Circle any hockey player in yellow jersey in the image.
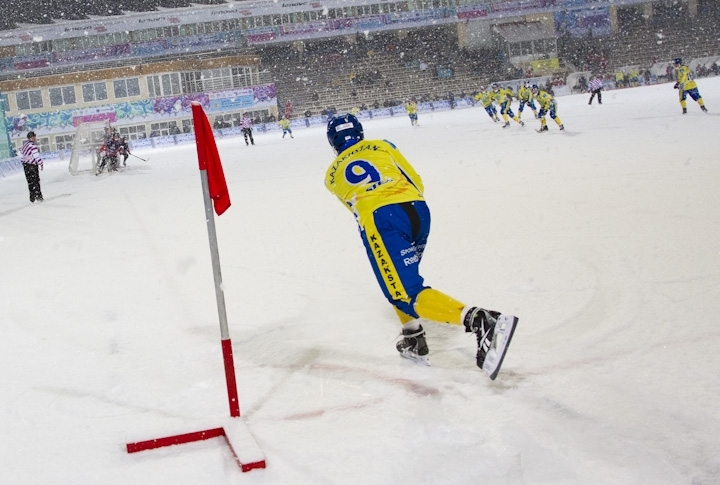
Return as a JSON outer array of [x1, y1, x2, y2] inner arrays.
[[278, 116, 294, 138], [324, 113, 518, 379], [517, 81, 539, 120], [531, 85, 564, 132], [492, 83, 524, 128], [673, 57, 708, 114], [474, 86, 500, 122], [404, 98, 419, 126]]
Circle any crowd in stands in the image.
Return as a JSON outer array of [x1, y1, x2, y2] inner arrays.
[[256, 6, 720, 121]]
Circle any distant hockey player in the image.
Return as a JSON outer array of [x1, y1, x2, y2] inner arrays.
[[404, 98, 419, 126], [21, 131, 44, 203], [588, 75, 603, 105], [118, 136, 131, 166], [492, 83, 524, 128], [673, 57, 708, 114], [96, 132, 123, 174], [239, 113, 255, 145], [278, 116, 294, 138], [532, 85, 564, 132], [324, 113, 518, 379], [517, 81, 539, 119], [474, 86, 500, 122]]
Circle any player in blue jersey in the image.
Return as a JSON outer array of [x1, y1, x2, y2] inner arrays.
[[673, 57, 708, 114], [324, 113, 518, 379]]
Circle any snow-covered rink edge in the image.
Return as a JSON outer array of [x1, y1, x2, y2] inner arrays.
[[1, 78, 719, 484]]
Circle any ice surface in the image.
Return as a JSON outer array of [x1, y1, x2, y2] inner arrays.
[[1, 79, 719, 484]]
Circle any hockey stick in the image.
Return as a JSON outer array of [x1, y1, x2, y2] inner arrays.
[[130, 153, 149, 162]]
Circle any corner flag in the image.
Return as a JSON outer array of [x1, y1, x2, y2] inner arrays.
[[192, 102, 231, 216]]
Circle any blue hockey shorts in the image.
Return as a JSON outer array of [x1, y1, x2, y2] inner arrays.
[[500, 100, 514, 117], [519, 100, 536, 112], [360, 200, 431, 318], [539, 101, 558, 119], [681, 88, 701, 102]]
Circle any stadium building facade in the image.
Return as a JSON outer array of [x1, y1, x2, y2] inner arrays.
[[0, 0, 704, 154]]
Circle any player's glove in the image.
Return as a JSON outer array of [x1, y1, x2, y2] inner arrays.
[[673, 83, 679, 89]]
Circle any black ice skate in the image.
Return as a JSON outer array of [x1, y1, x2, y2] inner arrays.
[[701, 106, 708, 113], [396, 325, 430, 366], [463, 307, 518, 380]]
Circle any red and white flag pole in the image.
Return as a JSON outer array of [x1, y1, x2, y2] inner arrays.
[[125, 102, 265, 472]]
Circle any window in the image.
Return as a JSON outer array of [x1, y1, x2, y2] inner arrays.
[[113, 78, 141, 98], [149, 121, 179, 137], [181, 119, 194, 134], [232, 66, 255, 88], [179, 24, 198, 36], [16, 90, 43, 110], [49, 86, 77, 107], [36, 137, 50, 153], [82, 82, 108, 102], [55, 134, 75, 151], [1, 93, 8, 112], [147, 73, 182, 97], [117, 124, 147, 140]]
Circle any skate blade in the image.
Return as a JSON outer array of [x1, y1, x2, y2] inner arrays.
[[482, 314, 518, 380], [399, 350, 431, 366]]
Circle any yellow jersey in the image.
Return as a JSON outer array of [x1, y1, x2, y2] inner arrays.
[[325, 139, 424, 227], [474, 91, 494, 108], [534, 90, 555, 110], [517, 85, 534, 102], [675, 65, 698, 91]]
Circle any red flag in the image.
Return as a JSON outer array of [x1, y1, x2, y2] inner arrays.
[[192, 102, 231, 216]]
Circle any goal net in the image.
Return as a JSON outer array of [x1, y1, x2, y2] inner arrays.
[[68, 121, 110, 175]]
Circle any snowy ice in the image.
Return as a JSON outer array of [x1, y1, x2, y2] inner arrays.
[[1, 79, 719, 484]]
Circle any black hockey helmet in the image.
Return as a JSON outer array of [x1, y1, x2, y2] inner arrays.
[[27, 131, 36, 139], [327, 113, 364, 155]]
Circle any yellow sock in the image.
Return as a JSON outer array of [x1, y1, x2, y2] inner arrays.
[[394, 307, 415, 324], [680, 100, 687, 109], [414, 288, 465, 325], [555, 117, 563, 126]]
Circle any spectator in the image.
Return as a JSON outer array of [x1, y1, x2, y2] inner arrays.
[[577, 75, 588, 93], [285, 100, 293, 119]]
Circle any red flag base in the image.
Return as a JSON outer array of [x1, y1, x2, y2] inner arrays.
[[126, 418, 266, 473]]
